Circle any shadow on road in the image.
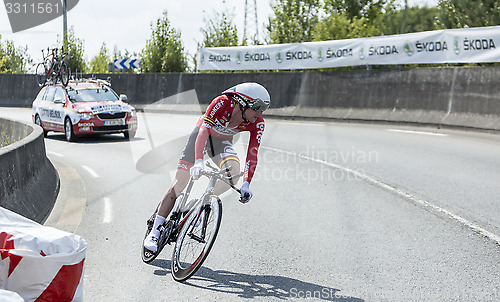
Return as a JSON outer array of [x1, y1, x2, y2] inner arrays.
[[46, 133, 145, 144], [151, 259, 364, 301]]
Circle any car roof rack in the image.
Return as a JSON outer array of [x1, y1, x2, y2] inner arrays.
[[69, 77, 112, 87]]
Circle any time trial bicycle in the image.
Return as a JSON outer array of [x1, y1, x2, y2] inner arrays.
[[142, 162, 249, 282]]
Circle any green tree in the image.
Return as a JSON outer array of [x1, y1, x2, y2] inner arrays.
[[141, 11, 187, 73], [314, 12, 383, 40], [382, 5, 439, 34], [314, 0, 395, 41], [269, 0, 321, 43], [58, 27, 87, 74], [437, 0, 500, 28], [199, 11, 239, 48], [325, 0, 387, 24], [0, 35, 32, 73], [89, 42, 110, 73], [113, 45, 122, 60]]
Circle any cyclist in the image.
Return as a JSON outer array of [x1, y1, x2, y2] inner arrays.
[[144, 82, 270, 252]]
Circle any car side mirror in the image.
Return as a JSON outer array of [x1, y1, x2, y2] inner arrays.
[[54, 97, 64, 104], [120, 94, 128, 102]]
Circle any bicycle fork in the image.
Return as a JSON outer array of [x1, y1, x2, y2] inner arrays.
[[166, 174, 218, 245], [185, 176, 217, 243], [188, 205, 212, 243]]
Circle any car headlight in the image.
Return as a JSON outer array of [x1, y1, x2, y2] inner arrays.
[[79, 112, 94, 120], [129, 110, 137, 117]]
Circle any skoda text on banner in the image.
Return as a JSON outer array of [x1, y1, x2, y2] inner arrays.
[[197, 26, 500, 71]]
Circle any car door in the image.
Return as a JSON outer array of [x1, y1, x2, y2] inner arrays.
[[39, 87, 56, 130], [51, 87, 66, 130], [42, 86, 64, 132], [33, 87, 48, 123]]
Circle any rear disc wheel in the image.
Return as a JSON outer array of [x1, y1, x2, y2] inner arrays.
[[142, 194, 184, 263]]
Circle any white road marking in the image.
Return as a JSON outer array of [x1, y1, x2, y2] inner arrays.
[[387, 129, 448, 137], [103, 198, 112, 223], [81, 165, 99, 178], [47, 151, 64, 157], [261, 145, 500, 245]]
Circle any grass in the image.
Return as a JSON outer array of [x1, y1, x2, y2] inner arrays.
[[0, 131, 15, 148]]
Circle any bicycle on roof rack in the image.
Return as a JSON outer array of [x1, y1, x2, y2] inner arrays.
[[142, 161, 250, 282], [35, 47, 71, 87]]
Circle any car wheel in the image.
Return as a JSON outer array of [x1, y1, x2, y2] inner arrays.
[[124, 130, 136, 139], [35, 115, 48, 137], [65, 118, 77, 142]]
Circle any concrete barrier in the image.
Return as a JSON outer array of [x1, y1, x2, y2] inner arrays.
[[0, 118, 59, 223], [1, 66, 500, 131], [0, 74, 38, 107]]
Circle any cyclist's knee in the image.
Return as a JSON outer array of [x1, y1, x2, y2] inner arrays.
[[221, 159, 239, 171], [222, 159, 240, 184]]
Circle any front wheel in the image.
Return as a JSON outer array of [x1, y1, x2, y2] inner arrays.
[[171, 196, 222, 282], [124, 130, 136, 139], [65, 118, 77, 142]]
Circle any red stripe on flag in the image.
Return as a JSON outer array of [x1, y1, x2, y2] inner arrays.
[[0, 232, 23, 277], [35, 259, 85, 302]]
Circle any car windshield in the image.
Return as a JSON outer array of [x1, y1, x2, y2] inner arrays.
[[67, 87, 119, 103]]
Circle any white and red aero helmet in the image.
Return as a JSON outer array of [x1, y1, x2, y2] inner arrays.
[[223, 82, 270, 112]]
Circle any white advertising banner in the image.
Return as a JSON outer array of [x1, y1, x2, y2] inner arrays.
[[197, 26, 500, 71]]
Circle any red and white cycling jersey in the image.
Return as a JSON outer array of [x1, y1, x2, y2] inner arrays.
[[195, 95, 265, 183]]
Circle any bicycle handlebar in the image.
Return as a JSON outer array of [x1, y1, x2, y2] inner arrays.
[[199, 169, 243, 189], [197, 163, 249, 202]]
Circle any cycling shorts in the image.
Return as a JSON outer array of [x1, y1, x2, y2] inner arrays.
[[178, 126, 239, 171]]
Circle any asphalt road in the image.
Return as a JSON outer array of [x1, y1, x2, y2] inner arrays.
[[1, 107, 500, 301]]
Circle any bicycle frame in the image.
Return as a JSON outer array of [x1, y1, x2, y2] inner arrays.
[[142, 162, 245, 274], [166, 165, 243, 244]]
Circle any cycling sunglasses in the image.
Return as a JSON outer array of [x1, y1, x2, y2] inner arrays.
[[231, 93, 270, 112], [248, 98, 270, 112]]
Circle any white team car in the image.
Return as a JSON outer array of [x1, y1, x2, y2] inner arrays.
[[32, 79, 138, 142]]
